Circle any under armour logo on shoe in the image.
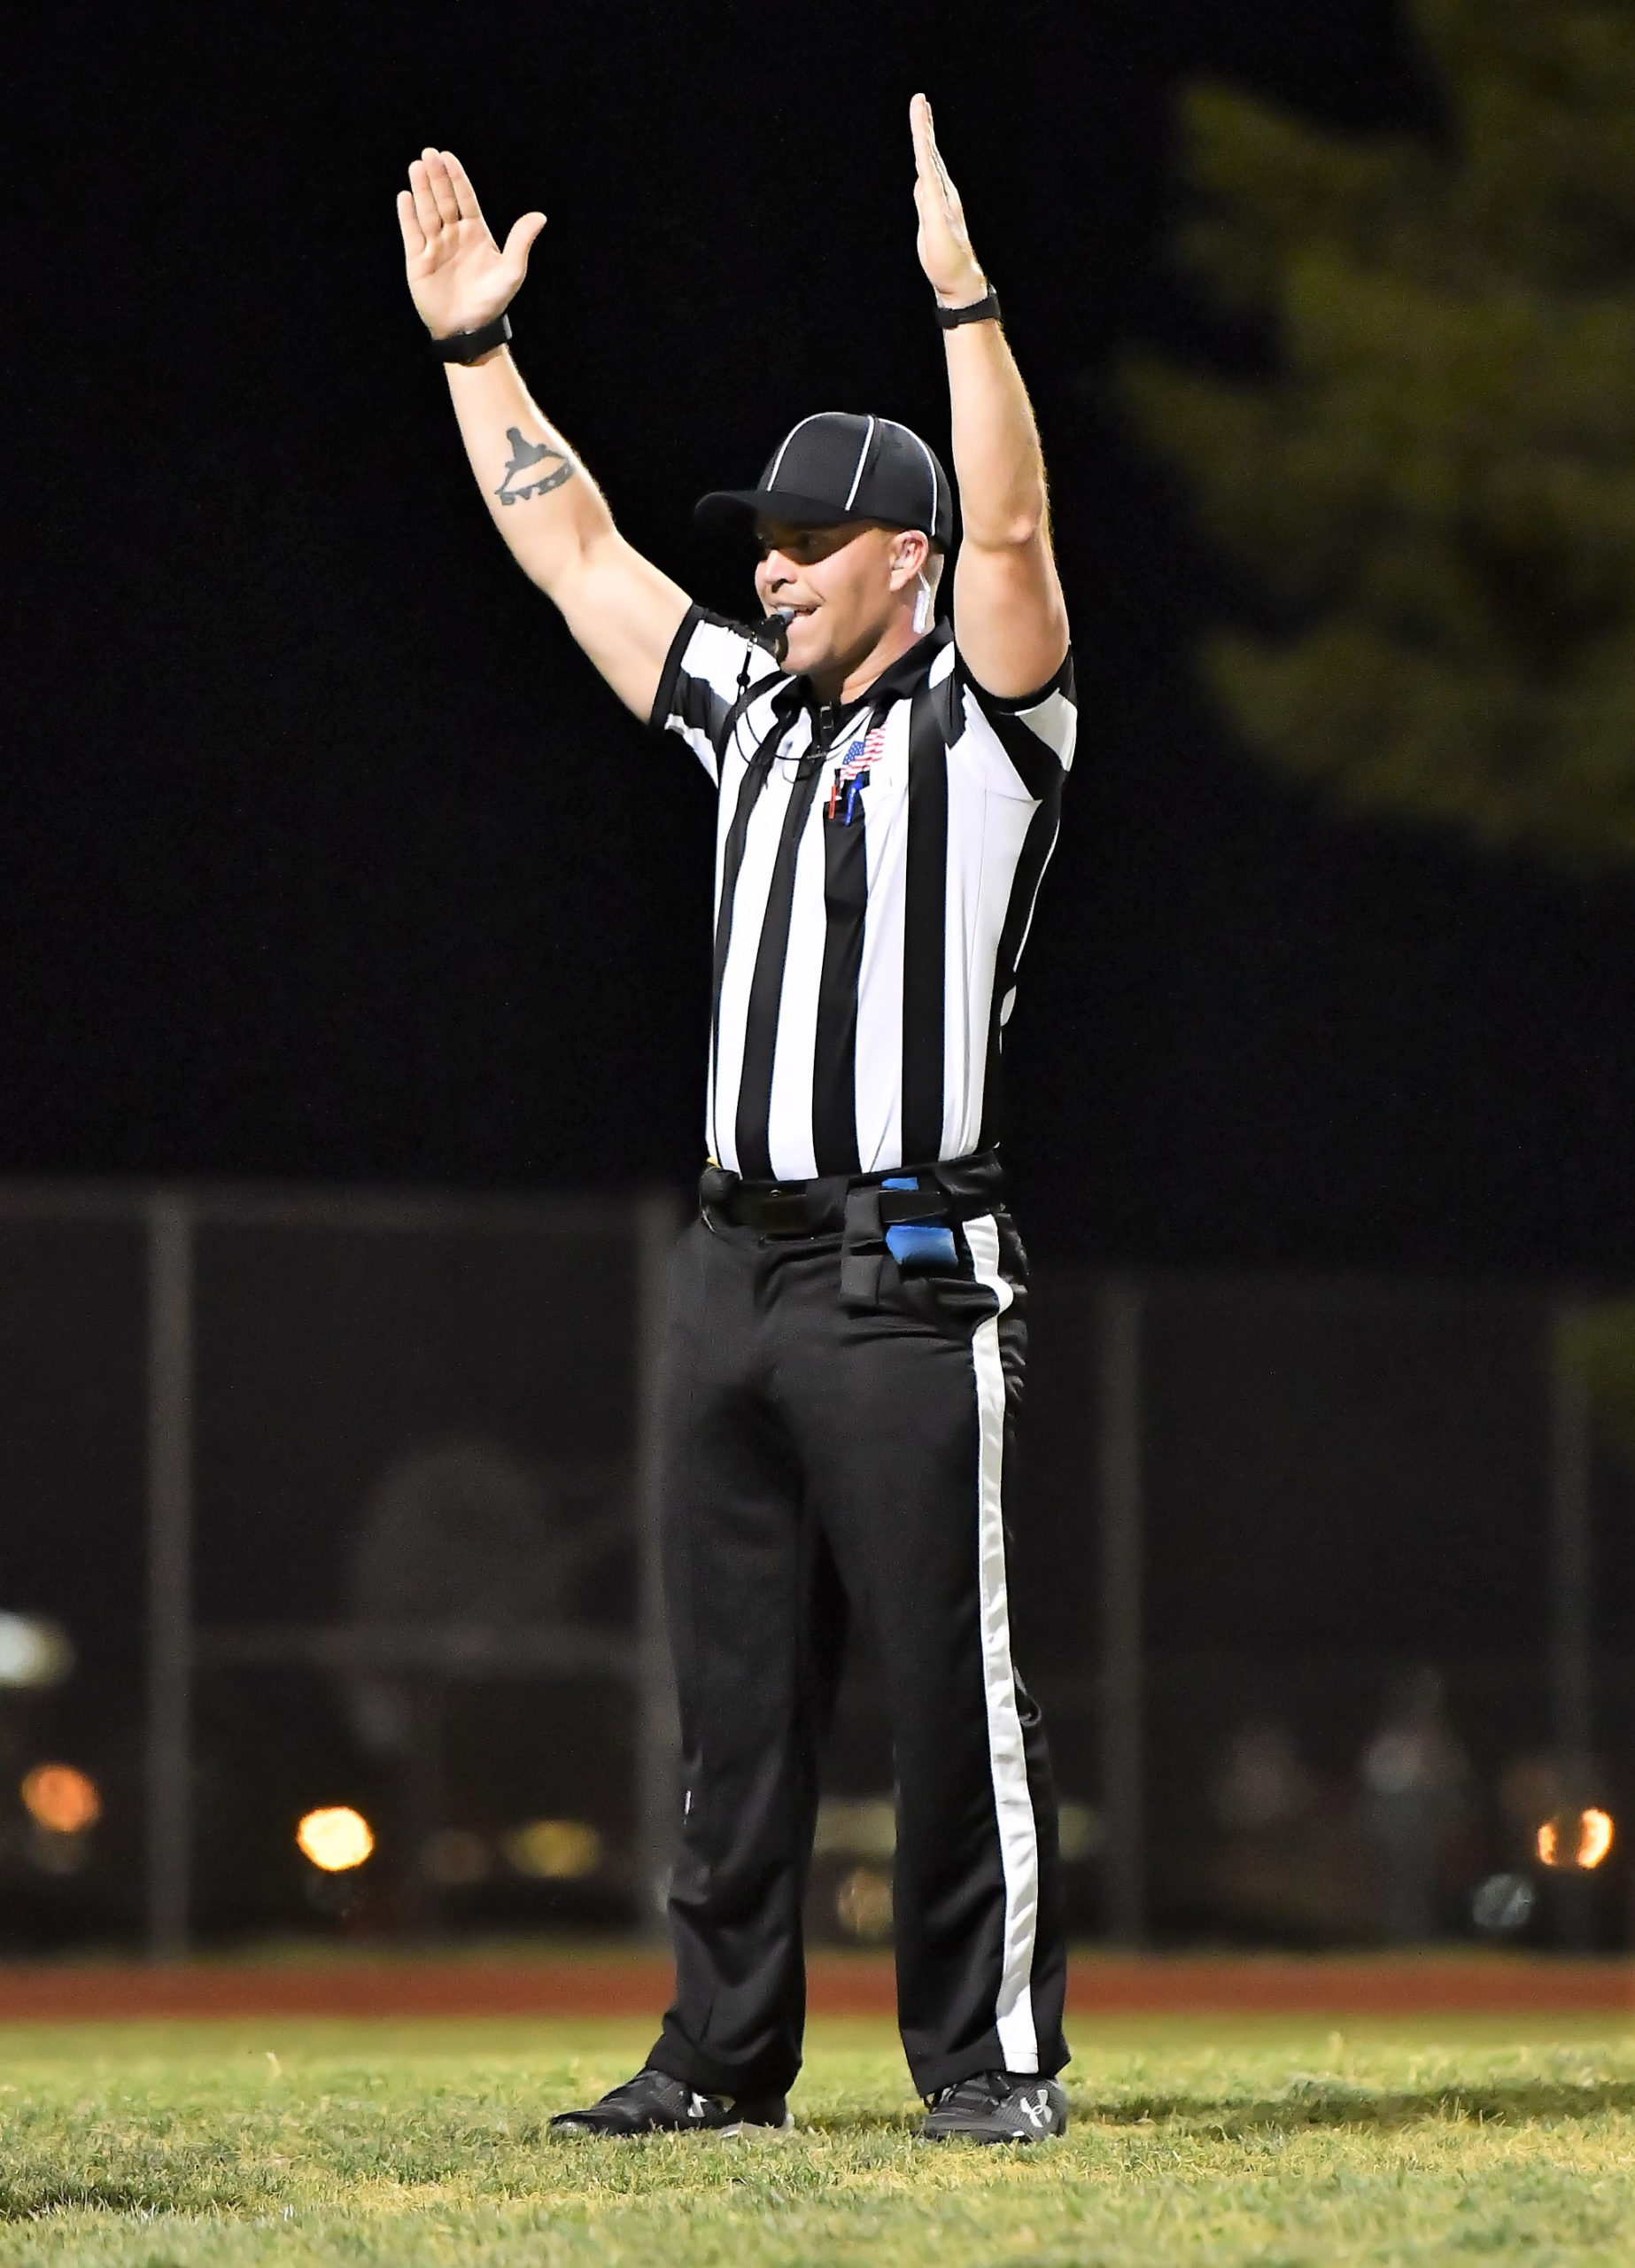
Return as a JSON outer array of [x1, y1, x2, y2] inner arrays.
[[1018, 2089, 1051, 2131]]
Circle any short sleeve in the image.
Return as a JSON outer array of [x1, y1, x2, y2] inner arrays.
[[649, 604, 781, 786], [954, 647, 1077, 800]]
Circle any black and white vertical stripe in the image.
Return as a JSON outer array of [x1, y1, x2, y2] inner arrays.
[[652, 608, 1076, 1181]]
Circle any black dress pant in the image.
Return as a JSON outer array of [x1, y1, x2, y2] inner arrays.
[[646, 1185, 1068, 2101]]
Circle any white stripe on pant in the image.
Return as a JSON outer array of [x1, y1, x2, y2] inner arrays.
[[965, 1210, 1041, 2072]]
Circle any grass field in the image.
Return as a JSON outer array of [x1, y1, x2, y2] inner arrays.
[[0, 2015, 1631, 2264]]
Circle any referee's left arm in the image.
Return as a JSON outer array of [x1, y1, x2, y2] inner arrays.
[[908, 97, 1070, 704], [399, 148, 692, 720]]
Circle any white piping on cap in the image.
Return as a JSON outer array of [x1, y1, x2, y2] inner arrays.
[[765, 412, 837, 493], [887, 420, 942, 541], [843, 416, 877, 511]]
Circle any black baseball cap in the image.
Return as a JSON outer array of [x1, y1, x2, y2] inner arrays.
[[696, 411, 955, 551]]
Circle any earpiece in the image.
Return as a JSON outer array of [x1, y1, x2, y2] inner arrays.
[[891, 535, 934, 631]]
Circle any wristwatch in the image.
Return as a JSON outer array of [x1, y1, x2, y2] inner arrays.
[[432, 311, 513, 363], [935, 286, 1001, 330]]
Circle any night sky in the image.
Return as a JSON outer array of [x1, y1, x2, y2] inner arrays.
[[11, 0, 1635, 1276]]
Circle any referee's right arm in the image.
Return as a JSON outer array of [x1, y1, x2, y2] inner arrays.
[[399, 148, 691, 720]]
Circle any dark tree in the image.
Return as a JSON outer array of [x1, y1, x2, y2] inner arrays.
[[1125, 0, 1635, 862]]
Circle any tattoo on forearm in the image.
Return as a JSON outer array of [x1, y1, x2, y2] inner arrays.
[[496, 425, 576, 506]]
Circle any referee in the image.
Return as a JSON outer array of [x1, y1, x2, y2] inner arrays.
[[399, 95, 1075, 2144]]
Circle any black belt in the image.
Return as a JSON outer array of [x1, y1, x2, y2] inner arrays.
[[700, 1151, 1003, 1239]]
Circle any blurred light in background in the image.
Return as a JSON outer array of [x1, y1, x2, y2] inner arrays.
[[503, 1819, 601, 1879], [1057, 1802, 1104, 1860], [1470, 1871, 1537, 1934], [296, 1806, 375, 1872], [20, 1762, 100, 1833], [1536, 1809, 1615, 1870], [834, 1865, 893, 1941], [813, 1798, 895, 1861], [0, 1616, 74, 1689], [814, 1796, 1102, 1863]]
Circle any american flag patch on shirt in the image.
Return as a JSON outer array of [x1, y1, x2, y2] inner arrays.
[[827, 722, 888, 819], [838, 723, 888, 782]]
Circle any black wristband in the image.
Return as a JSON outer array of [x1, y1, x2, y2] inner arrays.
[[935, 286, 1001, 330], [433, 310, 513, 364]]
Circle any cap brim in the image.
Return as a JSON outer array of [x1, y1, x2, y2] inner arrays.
[[694, 487, 873, 531]]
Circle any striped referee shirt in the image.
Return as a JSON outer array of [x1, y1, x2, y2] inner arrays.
[[651, 606, 1076, 1184]]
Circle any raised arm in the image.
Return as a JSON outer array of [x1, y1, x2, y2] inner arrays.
[[909, 97, 1070, 701], [398, 148, 689, 718]]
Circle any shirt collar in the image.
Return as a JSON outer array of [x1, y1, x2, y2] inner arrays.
[[792, 618, 951, 735]]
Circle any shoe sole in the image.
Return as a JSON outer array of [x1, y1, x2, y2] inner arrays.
[[550, 2114, 796, 2140], [918, 2124, 1066, 2144]]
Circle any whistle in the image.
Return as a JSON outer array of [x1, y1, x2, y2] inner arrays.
[[752, 608, 796, 664]]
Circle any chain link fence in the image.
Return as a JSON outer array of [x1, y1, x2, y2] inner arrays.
[[0, 1190, 1624, 1952]]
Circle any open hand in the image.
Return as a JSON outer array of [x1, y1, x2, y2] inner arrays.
[[397, 148, 546, 342], [910, 94, 985, 306]]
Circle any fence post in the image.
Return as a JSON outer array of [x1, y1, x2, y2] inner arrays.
[[144, 1195, 195, 1959], [1550, 1322, 1593, 1774], [1549, 1317, 1594, 1946], [633, 1192, 681, 1938], [1097, 1278, 1144, 1946]]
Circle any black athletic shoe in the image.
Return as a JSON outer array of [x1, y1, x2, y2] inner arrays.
[[919, 2070, 1068, 2143], [549, 2066, 793, 2138]]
